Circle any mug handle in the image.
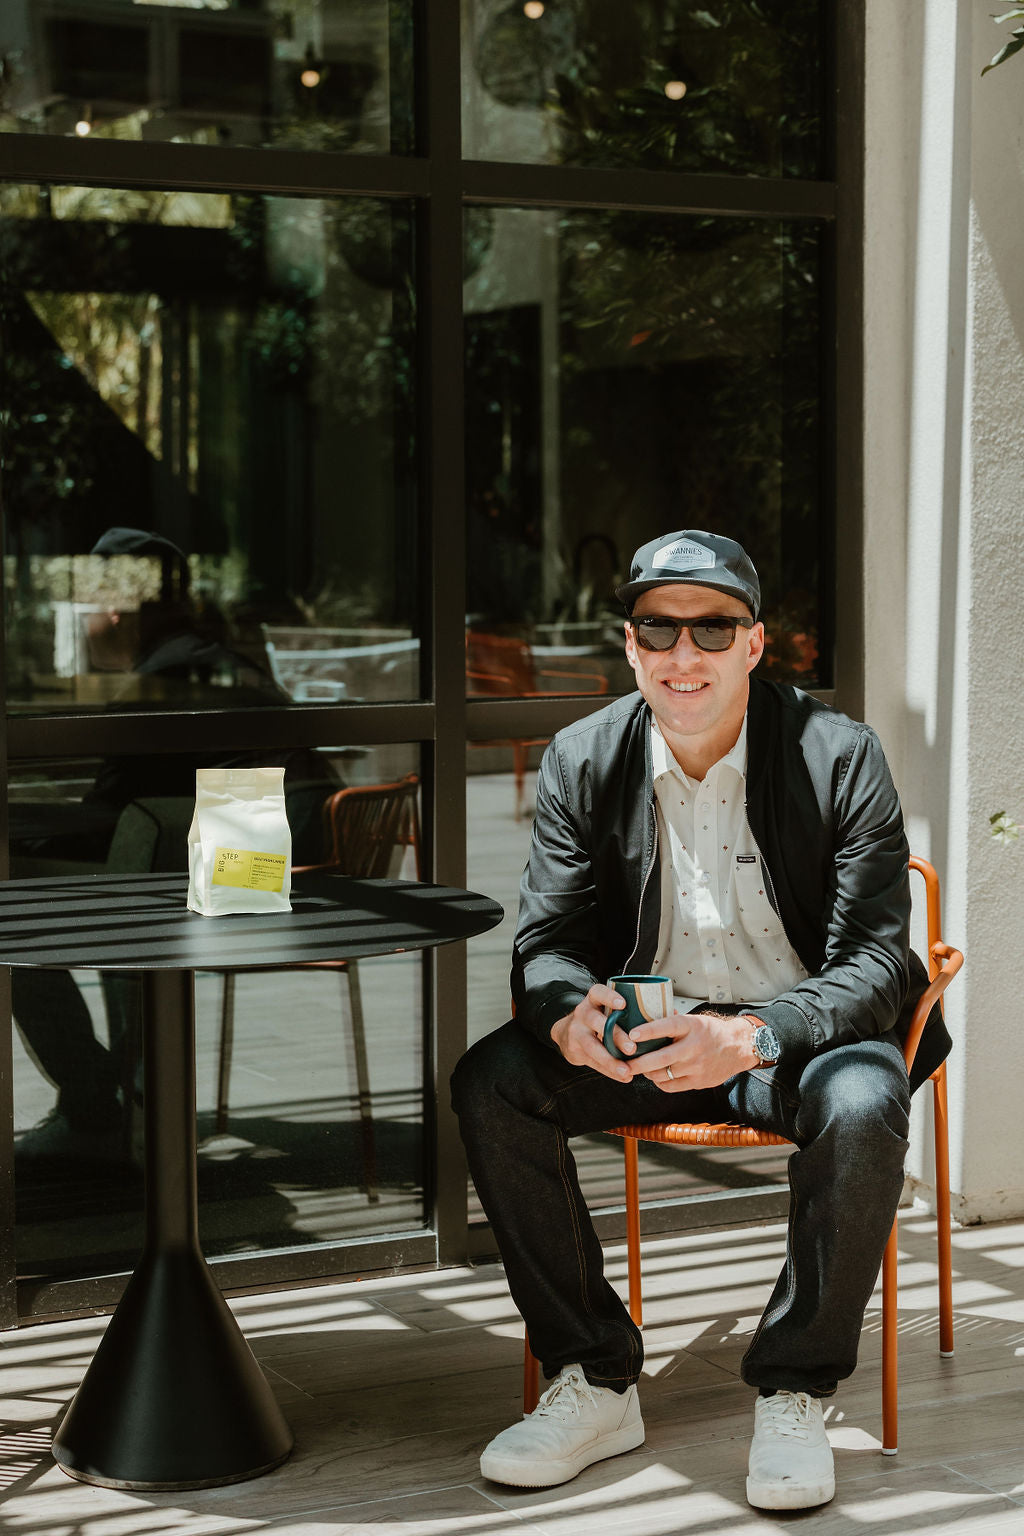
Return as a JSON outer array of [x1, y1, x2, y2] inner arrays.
[[603, 1012, 628, 1060]]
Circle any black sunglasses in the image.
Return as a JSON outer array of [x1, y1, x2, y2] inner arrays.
[[631, 614, 755, 652]]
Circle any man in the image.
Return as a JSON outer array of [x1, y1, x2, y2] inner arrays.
[[452, 529, 950, 1511]]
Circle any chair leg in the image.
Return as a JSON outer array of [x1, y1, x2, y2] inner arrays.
[[102, 971, 141, 1159], [932, 1063, 955, 1357], [118, 1020, 139, 1161], [215, 972, 235, 1136], [512, 743, 527, 821], [523, 1339, 540, 1414], [624, 1137, 643, 1326], [344, 961, 379, 1203], [881, 1213, 899, 1455]]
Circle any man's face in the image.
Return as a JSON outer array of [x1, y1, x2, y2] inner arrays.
[[623, 583, 765, 754]]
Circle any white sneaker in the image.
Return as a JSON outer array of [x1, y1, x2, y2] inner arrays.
[[746, 1391, 835, 1510], [479, 1364, 645, 1488]]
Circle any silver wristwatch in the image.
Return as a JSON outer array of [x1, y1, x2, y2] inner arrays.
[[748, 1018, 781, 1067]]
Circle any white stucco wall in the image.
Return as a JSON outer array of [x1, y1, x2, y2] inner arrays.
[[864, 0, 1024, 1221]]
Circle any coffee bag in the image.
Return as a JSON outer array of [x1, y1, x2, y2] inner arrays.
[[187, 767, 292, 916]]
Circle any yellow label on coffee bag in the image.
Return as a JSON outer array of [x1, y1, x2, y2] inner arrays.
[[212, 847, 287, 893]]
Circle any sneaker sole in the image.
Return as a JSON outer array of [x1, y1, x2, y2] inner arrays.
[[745, 1472, 835, 1510], [480, 1422, 645, 1488]]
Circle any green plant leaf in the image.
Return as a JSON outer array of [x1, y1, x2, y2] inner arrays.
[[982, 27, 1024, 74]]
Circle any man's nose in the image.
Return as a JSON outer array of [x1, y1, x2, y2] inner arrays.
[[667, 624, 702, 655]]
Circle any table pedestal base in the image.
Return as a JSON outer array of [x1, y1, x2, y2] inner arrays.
[[53, 1248, 293, 1490], [52, 969, 292, 1489]]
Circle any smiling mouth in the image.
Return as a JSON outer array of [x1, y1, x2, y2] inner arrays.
[[664, 680, 709, 693]]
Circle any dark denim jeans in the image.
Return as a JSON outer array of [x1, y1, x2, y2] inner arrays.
[[451, 1021, 910, 1397], [12, 968, 139, 1132]]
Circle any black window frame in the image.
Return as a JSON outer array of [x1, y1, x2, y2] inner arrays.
[[0, 0, 863, 1325]]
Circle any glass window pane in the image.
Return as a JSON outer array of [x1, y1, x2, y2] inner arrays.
[[0, 1, 414, 154], [12, 745, 425, 1283], [465, 207, 826, 693], [462, 0, 823, 177], [0, 185, 419, 713]]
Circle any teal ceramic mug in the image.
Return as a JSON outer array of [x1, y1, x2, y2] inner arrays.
[[603, 974, 674, 1060]]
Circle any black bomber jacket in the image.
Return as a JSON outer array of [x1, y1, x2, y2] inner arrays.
[[510, 679, 952, 1093]]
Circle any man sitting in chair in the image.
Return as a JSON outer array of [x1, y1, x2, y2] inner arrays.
[[452, 528, 951, 1511]]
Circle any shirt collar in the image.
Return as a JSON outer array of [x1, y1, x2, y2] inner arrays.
[[651, 712, 748, 787]]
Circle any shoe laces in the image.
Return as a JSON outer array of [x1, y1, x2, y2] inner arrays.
[[534, 1366, 597, 1421], [758, 1391, 817, 1440]]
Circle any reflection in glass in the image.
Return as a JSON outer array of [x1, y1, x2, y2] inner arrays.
[[11, 745, 425, 1282], [0, 0, 413, 154], [464, 207, 825, 695], [0, 185, 419, 712], [463, 0, 823, 177]]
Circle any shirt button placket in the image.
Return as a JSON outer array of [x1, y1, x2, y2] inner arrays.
[[696, 772, 729, 999]]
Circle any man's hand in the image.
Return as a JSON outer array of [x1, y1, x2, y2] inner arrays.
[[626, 1012, 759, 1092], [549, 984, 636, 1082]]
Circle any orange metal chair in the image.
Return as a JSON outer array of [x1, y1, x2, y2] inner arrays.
[[522, 855, 962, 1456], [214, 774, 422, 1203], [466, 631, 607, 818]]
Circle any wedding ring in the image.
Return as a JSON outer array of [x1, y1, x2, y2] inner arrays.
[[666, 1064, 674, 1080]]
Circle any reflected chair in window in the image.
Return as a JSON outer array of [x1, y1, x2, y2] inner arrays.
[[521, 856, 962, 1457], [104, 796, 195, 876], [12, 796, 192, 1160], [465, 631, 608, 819], [261, 623, 419, 705], [215, 774, 422, 1204]]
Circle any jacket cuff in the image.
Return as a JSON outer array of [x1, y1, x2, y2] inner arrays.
[[749, 998, 817, 1060], [526, 986, 590, 1047]]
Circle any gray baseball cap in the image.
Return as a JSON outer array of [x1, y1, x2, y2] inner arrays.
[[615, 529, 760, 618]]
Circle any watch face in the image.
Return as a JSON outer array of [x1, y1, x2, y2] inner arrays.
[[753, 1024, 781, 1064]]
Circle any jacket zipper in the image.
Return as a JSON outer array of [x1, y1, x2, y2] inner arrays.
[[622, 798, 658, 972], [759, 854, 781, 917]]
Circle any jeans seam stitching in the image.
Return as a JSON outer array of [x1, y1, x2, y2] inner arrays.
[[552, 1118, 642, 1380], [743, 1161, 798, 1368], [554, 1120, 593, 1323]]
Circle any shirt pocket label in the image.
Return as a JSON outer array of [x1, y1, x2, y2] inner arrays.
[[734, 856, 786, 937]]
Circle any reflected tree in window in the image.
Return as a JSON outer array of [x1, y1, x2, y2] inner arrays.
[[468, 0, 823, 177], [464, 208, 824, 686], [0, 184, 418, 710]]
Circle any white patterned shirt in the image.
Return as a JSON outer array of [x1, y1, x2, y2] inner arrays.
[[651, 715, 809, 1013]]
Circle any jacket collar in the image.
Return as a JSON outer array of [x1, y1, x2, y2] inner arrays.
[[744, 678, 776, 799]]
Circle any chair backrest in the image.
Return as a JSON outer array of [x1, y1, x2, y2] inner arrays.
[[466, 631, 537, 697], [902, 854, 962, 1073], [909, 855, 944, 984], [105, 797, 194, 873], [322, 773, 422, 879]]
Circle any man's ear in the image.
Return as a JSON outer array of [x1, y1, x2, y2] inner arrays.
[[623, 619, 639, 672], [746, 622, 766, 674]]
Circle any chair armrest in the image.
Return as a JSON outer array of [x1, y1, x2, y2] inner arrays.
[[535, 667, 608, 694], [466, 668, 517, 694], [901, 942, 963, 1071]]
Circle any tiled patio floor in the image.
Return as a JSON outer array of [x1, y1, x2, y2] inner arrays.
[[3, 1213, 1024, 1534]]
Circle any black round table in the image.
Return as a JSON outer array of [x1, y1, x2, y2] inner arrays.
[[0, 869, 502, 1490]]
